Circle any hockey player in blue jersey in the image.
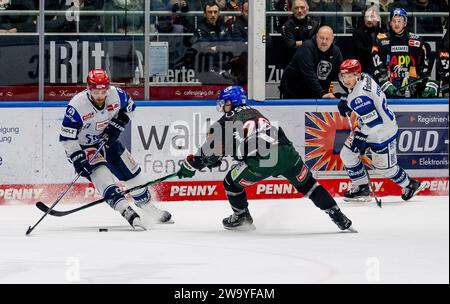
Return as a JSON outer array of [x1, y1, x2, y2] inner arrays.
[[337, 59, 424, 202], [59, 69, 172, 229]]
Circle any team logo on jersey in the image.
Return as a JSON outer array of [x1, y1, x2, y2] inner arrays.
[[317, 60, 332, 80], [295, 166, 309, 183], [231, 162, 247, 180], [60, 126, 77, 139], [96, 120, 109, 131], [391, 45, 409, 53], [239, 179, 255, 188], [126, 100, 135, 112], [381, 40, 390, 46], [82, 112, 94, 121], [361, 110, 379, 124], [408, 40, 420, 47], [64, 106, 78, 123], [377, 33, 387, 39], [107, 103, 119, 112]]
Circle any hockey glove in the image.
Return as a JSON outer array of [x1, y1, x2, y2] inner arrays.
[[177, 155, 197, 179], [104, 117, 126, 144], [421, 80, 439, 98], [207, 158, 222, 169], [70, 150, 93, 178], [350, 131, 368, 154], [381, 81, 398, 98], [337, 97, 352, 117]]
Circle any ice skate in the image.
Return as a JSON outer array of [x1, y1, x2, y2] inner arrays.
[[325, 206, 356, 232], [137, 202, 173, 224], [121, 206, 146, 230], [343, 184, 371, 202], [223, 208, 255, 231], [401, 179, 425, 201]]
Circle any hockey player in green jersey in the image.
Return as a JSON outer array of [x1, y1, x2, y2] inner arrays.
[[176, 86, 354, 231]]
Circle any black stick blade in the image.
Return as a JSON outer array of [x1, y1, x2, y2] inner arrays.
[[25, 226, 33, 236], [35, 201, 50, 212], [35, 201, 68, 217]]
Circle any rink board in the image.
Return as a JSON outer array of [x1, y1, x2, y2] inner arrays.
[[0, 99, 448, 204]]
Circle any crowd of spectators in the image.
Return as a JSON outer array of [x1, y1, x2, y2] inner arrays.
[[0, 0, 448, 96], [0, 1, 447, 35]]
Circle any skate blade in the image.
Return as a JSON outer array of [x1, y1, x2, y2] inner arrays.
[[224, 222, 256, 231], [345, 226, 358, 233], [343, 196, 372, 203], [414, 182, 427, 196], [132, 219, 148, 231], [156, 219, 175, 224]]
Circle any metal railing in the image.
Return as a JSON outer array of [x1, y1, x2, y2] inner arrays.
[[1, 10, 447, 36]]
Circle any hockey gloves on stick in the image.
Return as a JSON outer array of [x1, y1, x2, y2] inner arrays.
[[381, 81, 398, 98], [350, 131, 368, 154], [177, 155, 197, 179], [337, 97, 352, 117], [421, 80, 439, 98], [104, 117, 126, 144], [70, 150, 93, 178]]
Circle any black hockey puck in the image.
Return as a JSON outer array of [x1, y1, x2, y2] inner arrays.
[[99, 228, 108, 232]]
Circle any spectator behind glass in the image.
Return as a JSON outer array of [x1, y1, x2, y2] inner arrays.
[[0, 0, 36, 33], [214, 0, 241, 28], [280, 26, 344, 99], [152, 15, 194, 82], [43, 0, 75, 33], [322, 0, 363, 34], [365, 0, 409, 28], [351, 6, 383, 75], [193, 0, 230, 42], [230, 0, 249, 41], [436, 20, 449, 97], [165, 0, 196, 32], [281, 0, 320, 64], [410, 0, 447, 34], [110, 0, 144, 33], [79, 0, 105, 32], [267, 0, 292, 33]]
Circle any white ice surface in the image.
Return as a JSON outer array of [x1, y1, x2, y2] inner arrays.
[[0, 196, 448, 284]]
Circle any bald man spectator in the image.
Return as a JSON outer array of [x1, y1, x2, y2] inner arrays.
[[280, 26, 343, 99], [281, 0, 320, 61]]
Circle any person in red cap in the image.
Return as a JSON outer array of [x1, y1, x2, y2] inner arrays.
[[337, 59, 424, 202], [59, 68, 172, 229]]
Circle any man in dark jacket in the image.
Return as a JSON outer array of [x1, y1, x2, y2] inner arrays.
[[0, 0, 36, 33], [280, 26, 344, 99], [281, 0, 320, 63], [436, 20, 449, 97], [230, 0, 249, 41], [351, 6, 383, 75], [193, 0, 230, 43]]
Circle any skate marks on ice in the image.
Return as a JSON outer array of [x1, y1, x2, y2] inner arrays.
[[0, 198, 448, 283], [339, 195, 426, 207]]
